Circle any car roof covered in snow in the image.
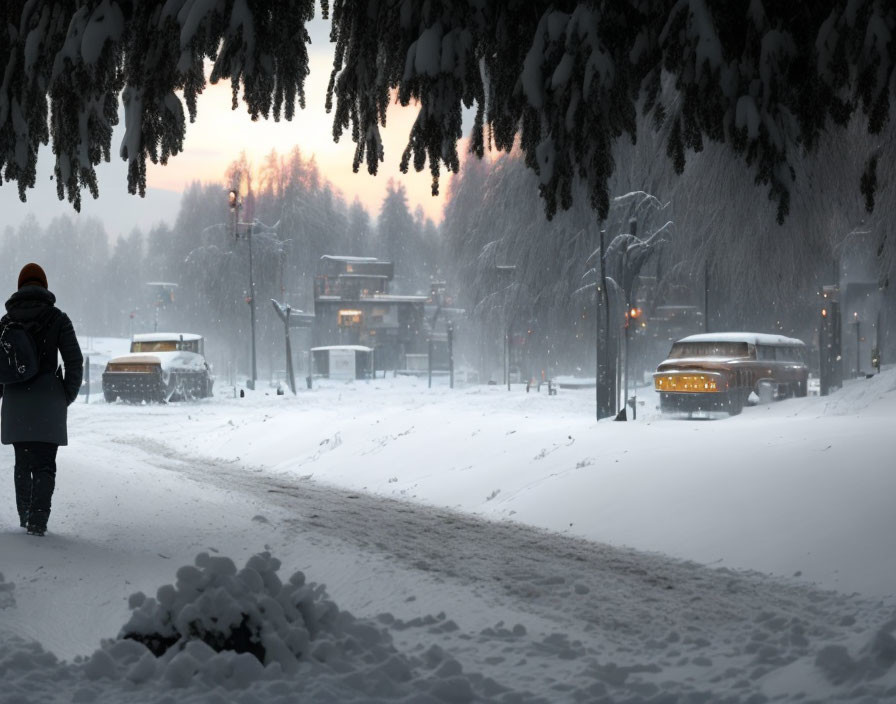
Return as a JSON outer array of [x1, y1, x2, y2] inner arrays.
[[320, 255, 379, 263], [311, 345, 373, 352], [364, 294, 429, 302], [676, 332, 806, 346], [132, 332, 202, 342]]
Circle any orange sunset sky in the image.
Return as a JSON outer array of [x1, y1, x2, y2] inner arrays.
[[145, 48, 450, 224], [0, 13, 467, 238]]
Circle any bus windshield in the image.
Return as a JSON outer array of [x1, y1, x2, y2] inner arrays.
[[668, 341, 750, 359]]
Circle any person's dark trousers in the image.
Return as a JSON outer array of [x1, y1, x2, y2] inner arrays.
[[13, 442, 58, 532]]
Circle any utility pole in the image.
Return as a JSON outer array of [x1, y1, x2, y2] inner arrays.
[[599, 227, 611, 418], [271, 299, 314, 394], [624, 312, 630, 416], [229, 187, 257, 390], [595, 243, 600, 420], [247, 220, 257, 389], [820, 306, 829, 396]]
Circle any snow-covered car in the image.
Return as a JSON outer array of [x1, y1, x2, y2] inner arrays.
[[102, 333, 213, 403], [653, 332, 809, 416]]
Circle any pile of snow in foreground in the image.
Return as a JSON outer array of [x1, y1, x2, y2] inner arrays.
[[4, 551, 896, 703], [0, 554, 512, 703]]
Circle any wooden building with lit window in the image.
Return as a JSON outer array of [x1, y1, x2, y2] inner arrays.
[[312, 256, 428, 371]]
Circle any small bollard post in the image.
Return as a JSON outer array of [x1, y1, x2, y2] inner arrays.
[[448, 323, 454, 389], [428, 337, 434, 389], [83, 355, 90, 403]]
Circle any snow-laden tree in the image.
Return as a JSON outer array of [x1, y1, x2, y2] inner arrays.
[[345, 196, 372, 256], [2, 1, 894, 226], [325, 0, 896, 226], [377, 179, 418, 292], [106, 227, 146, 333], [0, 0, 314, 210], [441, 107, 890, 380], [443, 151, 604, 379]]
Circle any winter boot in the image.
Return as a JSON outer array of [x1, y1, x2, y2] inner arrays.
[[27, 465, 55, 537], [13, 464, 31, 529], [26, 510, 49, 537]]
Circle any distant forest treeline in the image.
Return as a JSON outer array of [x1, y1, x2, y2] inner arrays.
[[2, 114, 894, 383], [0, 147, 445, 378], [441, 112, 896, 381]]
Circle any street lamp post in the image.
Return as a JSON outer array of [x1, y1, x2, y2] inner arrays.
[[229, 188, 257, 390], [624, 306, 642, 418]]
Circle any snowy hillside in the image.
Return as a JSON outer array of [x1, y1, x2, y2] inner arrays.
[[2, 370, 895, 702]]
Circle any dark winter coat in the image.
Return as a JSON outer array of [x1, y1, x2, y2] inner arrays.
[[0, 286, 83, 445]]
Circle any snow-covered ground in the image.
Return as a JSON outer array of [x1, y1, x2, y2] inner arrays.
[[2, 369, 896, 702]]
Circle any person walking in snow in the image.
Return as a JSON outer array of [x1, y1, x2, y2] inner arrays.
[[0, 263, 82, 536]]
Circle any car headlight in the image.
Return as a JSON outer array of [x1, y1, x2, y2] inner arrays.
[[654, 374, 721, 392], [105, 363, 161, 374]]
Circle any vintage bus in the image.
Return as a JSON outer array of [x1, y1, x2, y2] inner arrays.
[[653, 332, 809, 415]]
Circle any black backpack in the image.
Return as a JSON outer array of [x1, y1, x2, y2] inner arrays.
[[0, 319, 40, 384]]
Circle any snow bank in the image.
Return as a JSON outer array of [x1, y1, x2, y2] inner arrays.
[[1, 552, 513, 703], [3, 551, 896, 703]]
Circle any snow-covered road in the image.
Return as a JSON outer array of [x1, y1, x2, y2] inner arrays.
[[2, 372, 896, 701]]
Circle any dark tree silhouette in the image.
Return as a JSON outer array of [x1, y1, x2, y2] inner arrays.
[[1, 1, 893, 223]]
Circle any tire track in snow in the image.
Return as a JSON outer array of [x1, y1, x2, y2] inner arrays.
[[105, 433, 896, 701]]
